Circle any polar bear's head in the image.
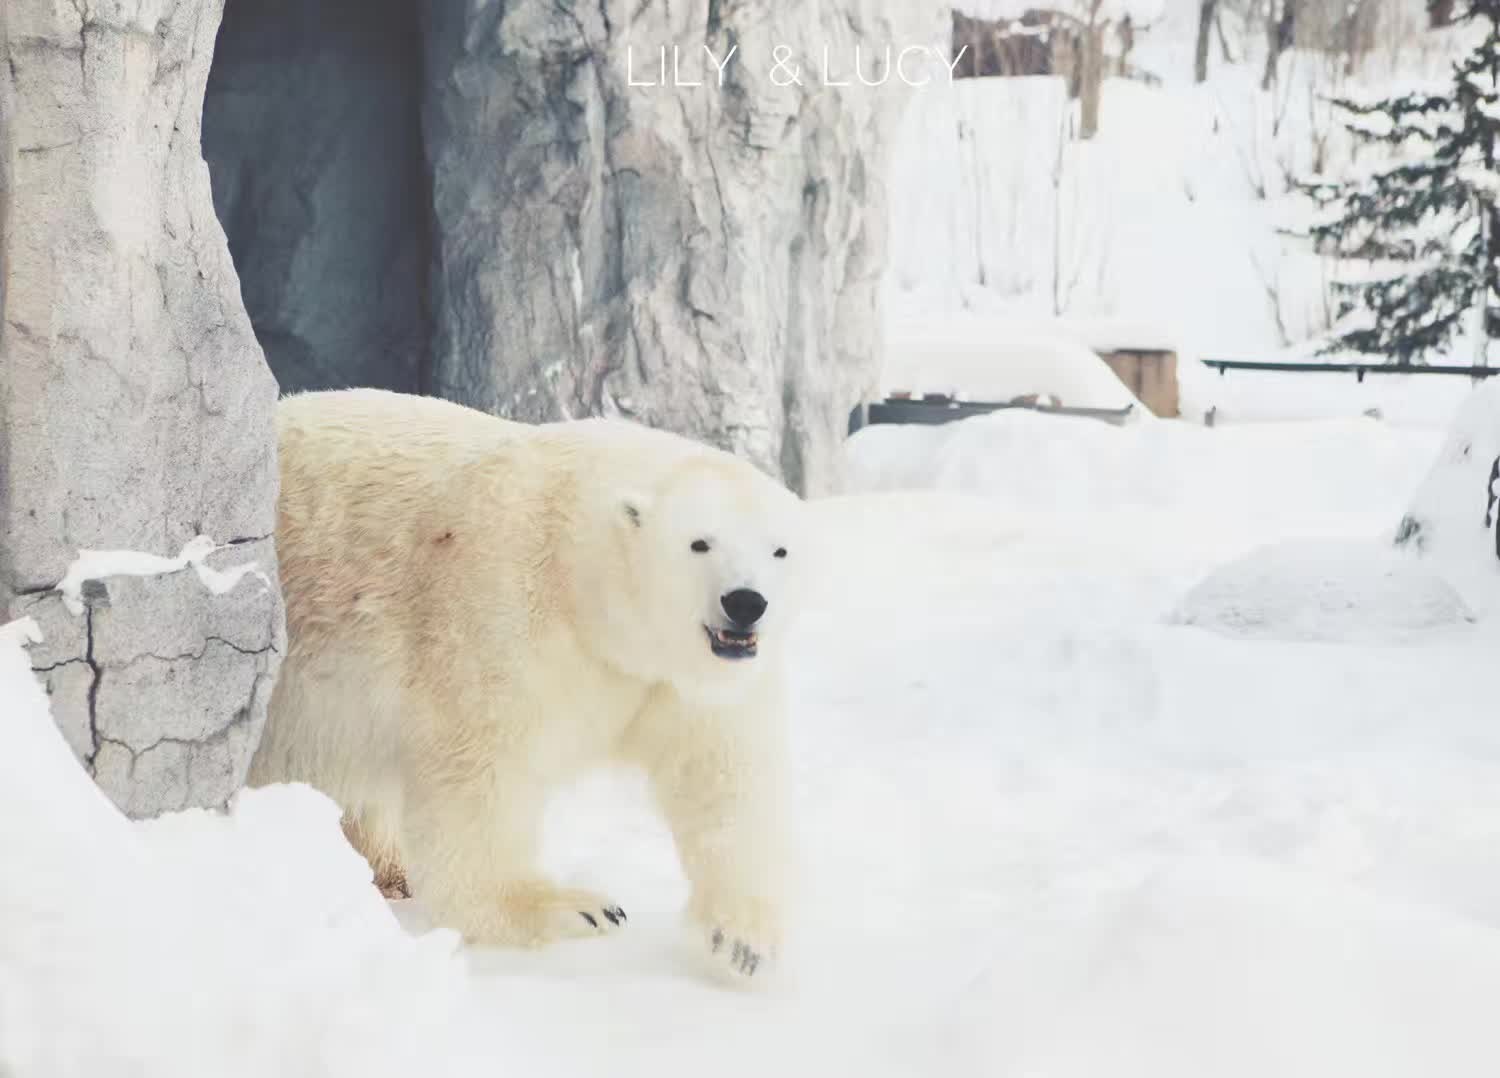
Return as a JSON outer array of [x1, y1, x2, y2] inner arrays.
[[620, 458, 807, 684]]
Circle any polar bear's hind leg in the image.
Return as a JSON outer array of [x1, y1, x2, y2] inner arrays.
[[342, 807, 410, 899]]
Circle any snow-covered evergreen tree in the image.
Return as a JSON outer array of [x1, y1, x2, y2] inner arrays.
[[1305, 0, 1500, 363]]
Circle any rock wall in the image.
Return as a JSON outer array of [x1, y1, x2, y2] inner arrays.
[[204, 0, 940, 494], [422, 0, 920, 493], [0, 1, 284, 817]]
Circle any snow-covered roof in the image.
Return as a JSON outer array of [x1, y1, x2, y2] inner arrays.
[[882, 310, 1143, 412]]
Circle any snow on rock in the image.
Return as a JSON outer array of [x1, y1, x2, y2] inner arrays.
[[1395, 378, 1500, 615], [1170, 541, 1475, 643], [0, 620, 474, 1078], [13, 533, 285, 819], [55, 537, 271, 617]]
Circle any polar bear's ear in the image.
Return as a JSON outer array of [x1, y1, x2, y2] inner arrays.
[[622, 493, 651, 528]]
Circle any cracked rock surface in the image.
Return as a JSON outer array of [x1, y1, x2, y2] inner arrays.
[[420, 0, 938, 495], [1, 2, 285, 817]]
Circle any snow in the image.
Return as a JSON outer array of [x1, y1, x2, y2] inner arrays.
[[1181, 363, 1485, 427], [56, 535, 271, 615], [1397, 376, 1500, 613], [842, 407, 1438, 556], [0, 621, 472, 1078], [885, 68, 1295, 358], [1170, 540, 1474, 642], [883, 306, 1143, 410], [884, 76, 1067, 307], [6, 388, 1500, 1075]]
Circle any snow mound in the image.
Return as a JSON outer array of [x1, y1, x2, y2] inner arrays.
[[0, 621, 475, 1078], [848, 407, 1137, 505], [1396, 379, 1500, 615], [843, 408, 1436, 539], [883, 309, 1141, 412], [957, 856, 1500, 1078], [1171, 541, 1475, 643]]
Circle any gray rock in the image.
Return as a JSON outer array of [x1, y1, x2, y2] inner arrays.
[[0, 1, 284, 818], [201, 0, 936, 494], [420, 0, 936, 495]]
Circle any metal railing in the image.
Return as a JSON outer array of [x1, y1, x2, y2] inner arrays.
[[849, 395, 1136, 435], [1202, 359, 1500, 383]]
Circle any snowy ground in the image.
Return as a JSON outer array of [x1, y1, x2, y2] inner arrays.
[[5, 399, 1500, 1076]]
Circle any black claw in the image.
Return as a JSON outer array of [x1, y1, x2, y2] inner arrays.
[[711, 928, 724, 953], [745, 952, 760, 977], [602, 907, 624, 926], [579, 911, 599, 929]]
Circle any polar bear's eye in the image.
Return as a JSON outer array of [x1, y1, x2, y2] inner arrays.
[[774, 547, 788, 559], [691, 539, 711, 553]]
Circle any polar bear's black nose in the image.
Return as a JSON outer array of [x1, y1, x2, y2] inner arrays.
[[721, 588, 767, 627]]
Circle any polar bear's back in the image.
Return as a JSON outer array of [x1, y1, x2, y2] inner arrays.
[[278, 387, 525, 473], [277, 387, 749, 500], [273, 390, 762, 649]]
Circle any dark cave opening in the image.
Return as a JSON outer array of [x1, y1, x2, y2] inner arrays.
[[202, 0, 432, 396]]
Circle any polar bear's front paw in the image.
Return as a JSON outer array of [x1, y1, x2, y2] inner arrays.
[[576, 903, 628, 933], [476, 882, 628, 947], [708, 926, 769, 978], [690, 893, 781, 983], [537, 887, 627, 942]]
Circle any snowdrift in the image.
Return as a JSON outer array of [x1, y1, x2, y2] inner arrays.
[[1170, 540, 1475, 643], [0, 620, 472, 1078]]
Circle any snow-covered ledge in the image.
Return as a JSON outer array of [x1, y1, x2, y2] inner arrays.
[[0, 2, 284, 817]]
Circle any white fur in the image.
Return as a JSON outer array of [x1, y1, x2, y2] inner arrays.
[[248, 389, 806, 982]]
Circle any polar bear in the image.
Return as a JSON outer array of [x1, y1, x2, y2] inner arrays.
[[248, 388, 806, 981]]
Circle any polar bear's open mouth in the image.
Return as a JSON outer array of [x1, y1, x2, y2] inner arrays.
[[705, 626, 758, 660]]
